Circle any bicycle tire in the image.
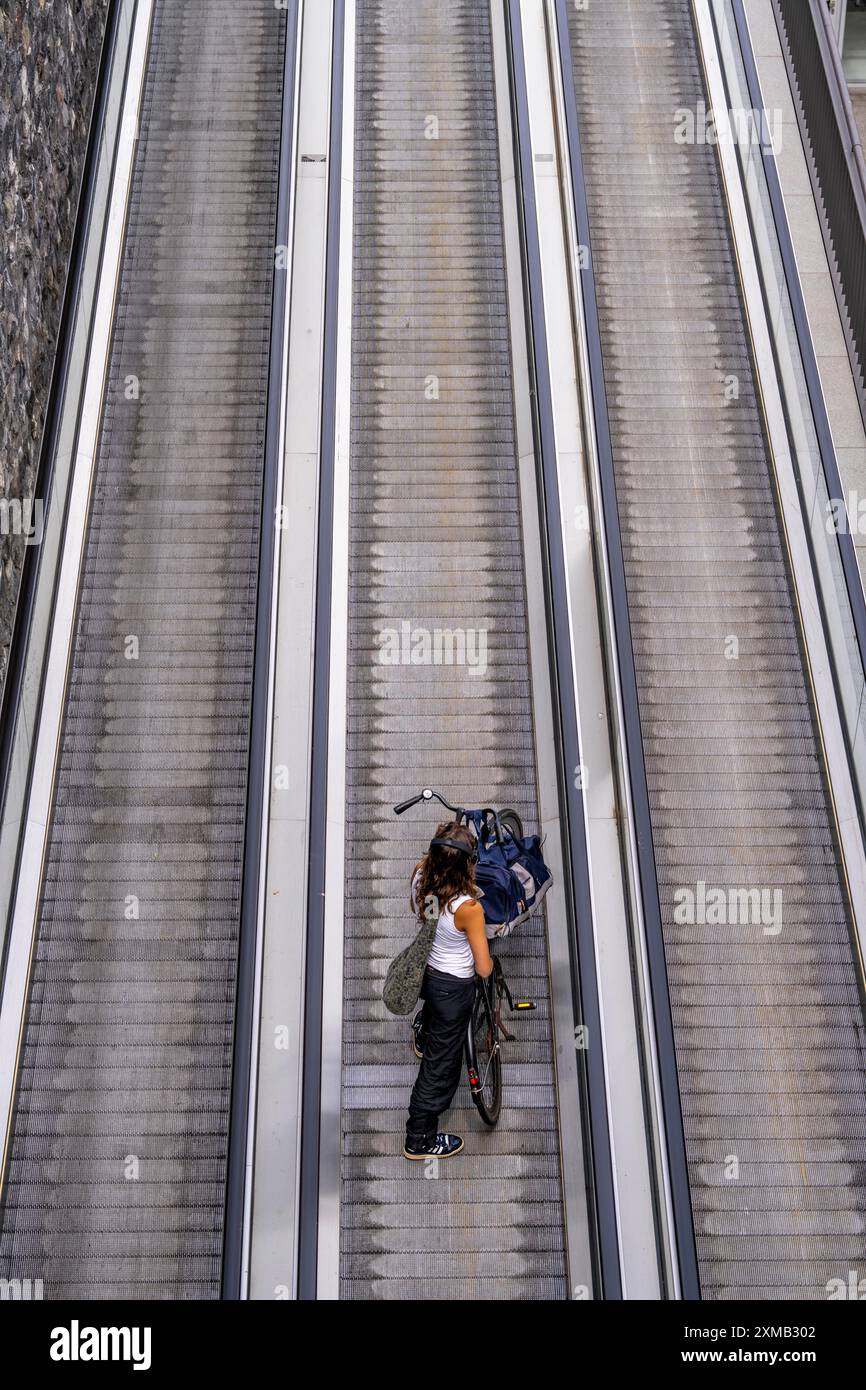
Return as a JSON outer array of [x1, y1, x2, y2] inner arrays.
[[467, 980, 502, 1126]]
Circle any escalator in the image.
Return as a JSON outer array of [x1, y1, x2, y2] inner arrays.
[[340, 0, 574, 1300], [564, 0, 866, 1299], [4, 0, 862, 1306], [0, 0, 287, 1298]]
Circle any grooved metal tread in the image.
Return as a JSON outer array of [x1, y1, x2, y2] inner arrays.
[[342, 0, 569, 1300], [0, 0, 285, 1298], [568, 0, 866, 1299]]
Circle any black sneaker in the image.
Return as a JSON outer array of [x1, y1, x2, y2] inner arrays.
[[411, 1013, 426, 1059], [403, 1133, 464, 1160]]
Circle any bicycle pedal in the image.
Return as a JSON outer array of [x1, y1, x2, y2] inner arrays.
[[512, 1000, 536, 1011]]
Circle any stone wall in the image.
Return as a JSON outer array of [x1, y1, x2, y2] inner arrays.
[[0, 0, 109, 698]]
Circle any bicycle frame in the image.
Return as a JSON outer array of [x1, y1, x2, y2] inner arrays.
[[466, 967, 501, 1113], [465, 956, 535, 1124]]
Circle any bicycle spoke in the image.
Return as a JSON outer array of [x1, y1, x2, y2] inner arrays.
[[477, 1040, 498, 1091]]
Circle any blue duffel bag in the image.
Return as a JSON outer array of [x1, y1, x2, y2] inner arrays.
[[466, 810, 552, 939]]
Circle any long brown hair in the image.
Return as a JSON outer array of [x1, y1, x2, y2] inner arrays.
[[411, 821, 479, 924]]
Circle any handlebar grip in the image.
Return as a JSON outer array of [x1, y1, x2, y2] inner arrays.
[[393, 795, 420, 815]]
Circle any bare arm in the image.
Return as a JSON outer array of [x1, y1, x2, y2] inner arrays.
[[455, 900, 493, 977]]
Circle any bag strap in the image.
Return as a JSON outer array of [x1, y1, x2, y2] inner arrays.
[[480, 807, 515, 847]]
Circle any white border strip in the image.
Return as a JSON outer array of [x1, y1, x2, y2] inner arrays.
[[240, 0, 305, 1301], [247, 0, 335, 1299]]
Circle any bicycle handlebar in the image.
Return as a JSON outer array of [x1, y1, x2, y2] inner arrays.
[[393, 787, 465, 818], [392, 791, 513, 847]]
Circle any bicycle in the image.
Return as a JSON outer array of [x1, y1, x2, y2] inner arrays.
[[393, 784, 525, 847], [394, 787, 537, 1127], [465, 951, 535, 1125]]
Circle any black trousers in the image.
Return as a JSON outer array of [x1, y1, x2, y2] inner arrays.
[[406, 966, 476, 1145]]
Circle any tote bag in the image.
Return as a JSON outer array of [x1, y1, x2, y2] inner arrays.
[[382, 916, 437, 1015]]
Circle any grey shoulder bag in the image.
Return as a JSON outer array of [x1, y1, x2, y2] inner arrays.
[[382, 917, 436, 1016]]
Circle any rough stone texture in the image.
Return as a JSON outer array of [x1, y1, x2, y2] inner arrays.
[[0, 0, 109, 697]]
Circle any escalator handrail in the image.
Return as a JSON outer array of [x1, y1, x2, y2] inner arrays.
[[221, 0, 303, 1301]]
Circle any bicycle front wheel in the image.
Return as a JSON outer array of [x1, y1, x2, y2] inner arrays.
[[467, 980, 502, 1126], [498, 807, 523, 841]]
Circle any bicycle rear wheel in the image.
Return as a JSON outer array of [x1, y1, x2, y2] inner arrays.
[[467, 980, 502, 1125]]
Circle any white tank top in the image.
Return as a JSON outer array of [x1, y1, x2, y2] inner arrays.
[[427, 893, 476, 979]]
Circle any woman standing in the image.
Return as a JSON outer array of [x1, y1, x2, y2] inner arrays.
[[404, 822, 493, 1160]]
